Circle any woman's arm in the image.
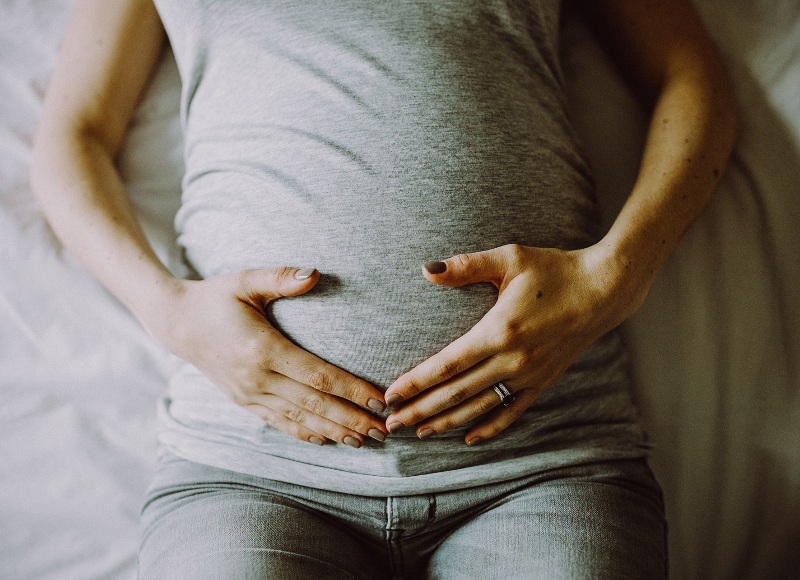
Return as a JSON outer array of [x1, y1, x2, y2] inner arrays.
[[577, 0, 738, 293], [30, 0, 172, 317], [30, 0, 388, 447], [382, 0, 737, 444]]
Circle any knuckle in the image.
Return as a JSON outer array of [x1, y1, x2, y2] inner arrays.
[[494, 318, 522, 348], [315, 421, 349, 442], [508, 350, 534, 373], [398, 403, 427, 425], [345, 413, 373, 435], [447, 387, 469, 406], [305, 369, 335, 393], [237, 267, 292, 299], [296, 391, 327, 416], [270, 266, 296, 293], [434, 357, 464, 382], [478, 393, 499, 414], [453, 253, 472, 269], [398, 374, 424, 398], [277, 418, 308, 441], [269, 340, 296, 368], [273, 265, 295, 282], [243, 402, 267, 421], [504, 243, 526, 268], [239, 375, 266, 400], [435, 417, 456, 433], [258, 406, 294, 433], [248, 341, 274, 371], [336, 376, 364, 402], [238, 360, 262, 383], [282, 404, 305, 424], [406, 379, 424, 398], [228, 390, 250, 407], [507, 358, 526, 375], [404, 410, 424, 425]]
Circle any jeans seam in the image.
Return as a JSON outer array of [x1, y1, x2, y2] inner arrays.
[[426, 494, 437, 527], [385, 497, 405, 579]]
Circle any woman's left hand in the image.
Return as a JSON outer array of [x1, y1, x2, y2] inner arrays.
[[383, 243, 650, 446]]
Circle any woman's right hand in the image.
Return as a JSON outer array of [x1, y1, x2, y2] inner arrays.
[[153, 267, 388, 447]]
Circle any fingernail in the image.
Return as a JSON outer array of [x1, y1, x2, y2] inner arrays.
[[466, 437, 483, 447], [368, 428, 386, 442], [343, 436, 362, 449], [387, 421, 405, 434], [424, 261, 447, 274], [309, 436, 325, 446], [295, 267, 317, 280], [386, 394, 403, 407], [418, 428, 436, 440], [367, 398, 386, 412]]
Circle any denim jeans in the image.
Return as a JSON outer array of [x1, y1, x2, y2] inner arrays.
[[138, 453, 667, 580]]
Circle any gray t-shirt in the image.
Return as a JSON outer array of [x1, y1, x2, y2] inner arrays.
[[153, 0, 648, 495]]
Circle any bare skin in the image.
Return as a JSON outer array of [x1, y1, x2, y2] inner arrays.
[[30, 0, 736, 448]]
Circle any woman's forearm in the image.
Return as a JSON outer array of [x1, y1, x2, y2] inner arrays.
[[600, 66, 738, 287], [30, 0, 176, 336], [587, 0, 739, 314], [30, 127, 182, 335]]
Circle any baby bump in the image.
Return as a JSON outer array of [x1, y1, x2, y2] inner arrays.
[[267, 267, 499, 390], [176, 145, 598, 391]]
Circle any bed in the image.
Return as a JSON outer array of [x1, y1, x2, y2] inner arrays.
[[1, 0, 798, 578]]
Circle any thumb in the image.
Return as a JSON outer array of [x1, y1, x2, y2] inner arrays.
[[238, 267, 320, 302], [423, 245, 520, 289]]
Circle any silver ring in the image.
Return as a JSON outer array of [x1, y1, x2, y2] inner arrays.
[[493, 382, 515, 407]]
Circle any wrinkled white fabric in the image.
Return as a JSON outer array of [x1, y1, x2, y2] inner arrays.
[[1, 0, 798, 578]]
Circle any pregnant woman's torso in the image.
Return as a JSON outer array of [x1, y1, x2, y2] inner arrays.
[[159, 0, 598, 388], [152, 0, 649, 493]]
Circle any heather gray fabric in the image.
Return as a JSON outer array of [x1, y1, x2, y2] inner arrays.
[[152, 0, 649, 495]]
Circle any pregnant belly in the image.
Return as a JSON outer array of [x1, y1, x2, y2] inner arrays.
[[267, 268, 499, 390], [177, 153, 597, 389]]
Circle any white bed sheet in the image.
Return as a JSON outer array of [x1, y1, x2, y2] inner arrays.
[[1, 1, 798, 578]]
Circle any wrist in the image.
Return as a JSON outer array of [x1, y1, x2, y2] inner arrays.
[[127, 272, 190, 349], [582, 236, 656, 323]]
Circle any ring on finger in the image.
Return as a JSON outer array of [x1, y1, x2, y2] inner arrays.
[[492, 382, 515, 407]]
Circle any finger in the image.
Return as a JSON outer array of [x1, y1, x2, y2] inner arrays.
[[383, 319, 494, 406], [464, 387, 540, 446], [244, 402, 328, 446], [422, 244, 527, 289], [413, 385, 507, 438], [386, 357, 503, 427], [265, 372, 388, 441], [247, 393, 370, 448], [268, 335, 387, 412], [237, 266, 320, 304]]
